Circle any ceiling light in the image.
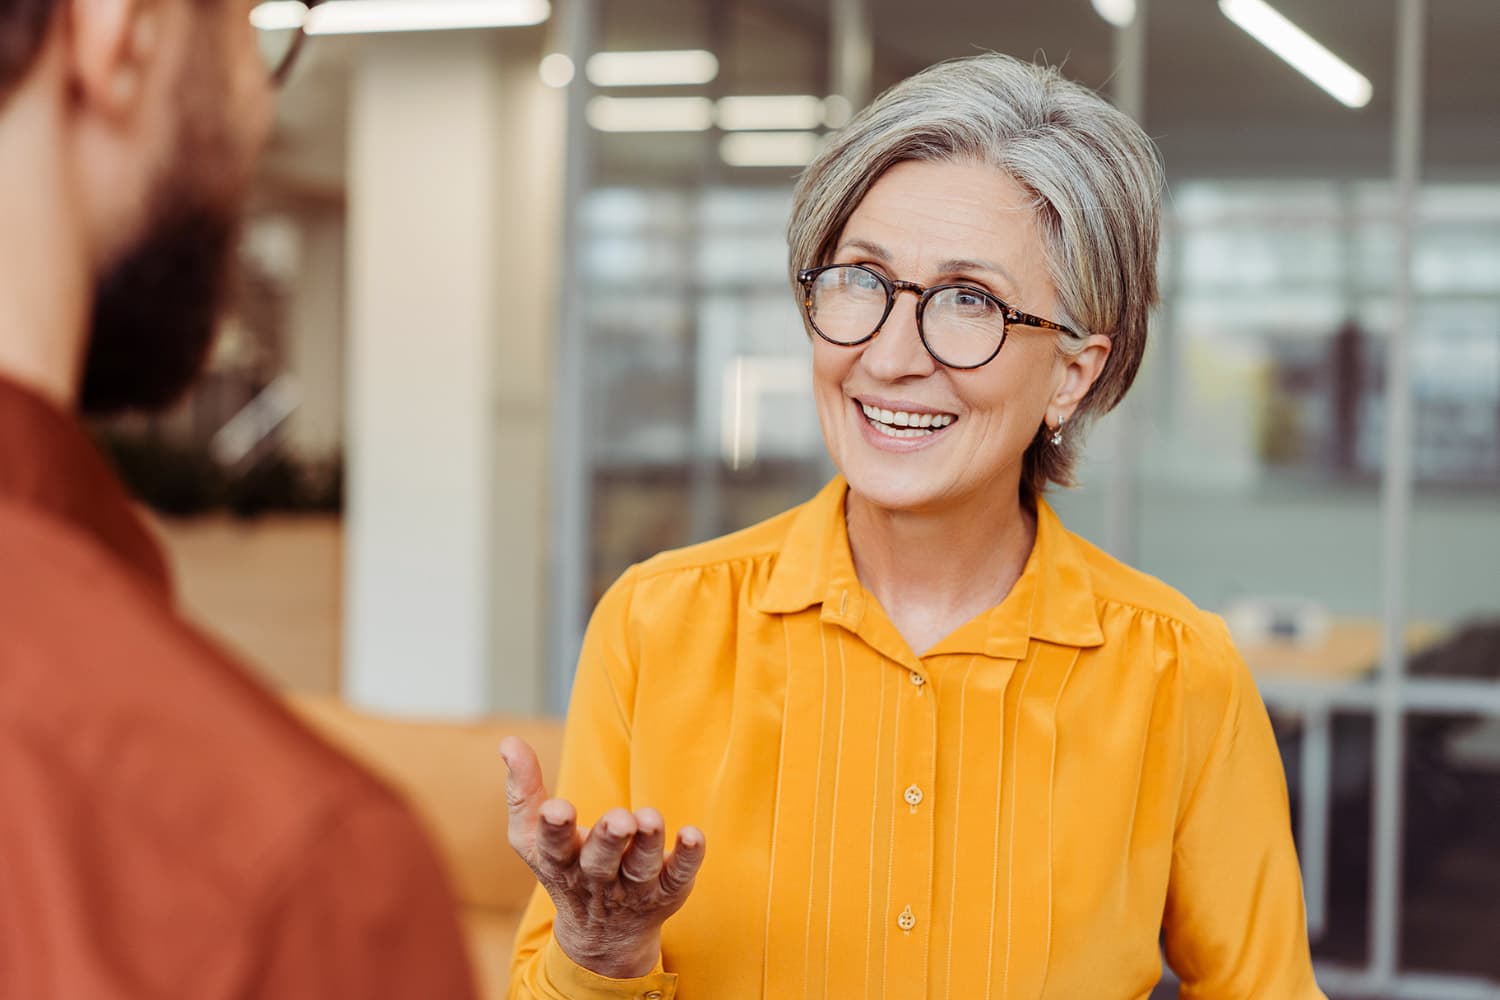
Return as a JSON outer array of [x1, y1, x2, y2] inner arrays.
[[250, 1, 306, 30], [1219, 0, 1373, 108], [716, 95, 826, 131], [250, 0, 551, 36], [585, 50, 719, 87], [539, 52, 574, 88], [1090, 0, 1135, 29], [822, 95, 853, 128], [586, 96, 713, 132], [720, 131, 822, 168]]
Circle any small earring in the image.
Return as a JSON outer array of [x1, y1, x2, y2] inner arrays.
[[1050, 416, 1065, 447]]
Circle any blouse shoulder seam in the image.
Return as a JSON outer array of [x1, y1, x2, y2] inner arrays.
[[632, 546, 780, 584], [1090, 593, 1219, 639]]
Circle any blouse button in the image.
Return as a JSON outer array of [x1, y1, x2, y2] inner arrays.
[[909, 670, 926, 688], [897, 905, 917, 933], [903, 784, 924, 808]]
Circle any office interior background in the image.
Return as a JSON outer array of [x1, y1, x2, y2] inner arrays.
[[98, 0, 1499, 996]]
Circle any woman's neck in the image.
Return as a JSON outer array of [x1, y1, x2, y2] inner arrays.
[[845, 481, 1037, 655]]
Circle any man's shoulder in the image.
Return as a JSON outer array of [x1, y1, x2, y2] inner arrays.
[[0, 500, 414, 901]]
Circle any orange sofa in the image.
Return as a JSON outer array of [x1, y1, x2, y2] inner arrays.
[[289, 695, 562, 1000]]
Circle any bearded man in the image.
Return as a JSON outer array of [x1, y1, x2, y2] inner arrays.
[[0, 2, 477, 997]]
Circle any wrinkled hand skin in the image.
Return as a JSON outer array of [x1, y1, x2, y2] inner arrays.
[[502, 736, 706, 979]]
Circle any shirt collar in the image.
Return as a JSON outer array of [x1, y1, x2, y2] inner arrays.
[[0, 376, 171, 595], [754, 476, 1104, 657]]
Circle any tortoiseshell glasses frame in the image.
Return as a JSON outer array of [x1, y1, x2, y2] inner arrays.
[[796, 263, 1076, 371]]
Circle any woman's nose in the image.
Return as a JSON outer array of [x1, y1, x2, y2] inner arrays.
[[860, 292, 936, 381]]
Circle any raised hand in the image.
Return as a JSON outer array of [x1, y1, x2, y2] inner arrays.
[[500, 736, 706, 979]]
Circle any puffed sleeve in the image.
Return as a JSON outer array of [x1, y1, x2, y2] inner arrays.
[[1162, 616, 1327, 1000], [508, 566, 679, 1000]]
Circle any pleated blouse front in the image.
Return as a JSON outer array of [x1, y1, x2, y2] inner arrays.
[[509, 478, 1324, 1000]]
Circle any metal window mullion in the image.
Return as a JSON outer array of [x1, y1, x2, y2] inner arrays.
[[547, 0, 599, 715], [1370, 0, 1427, 984], [1104, 0, 1148, 564]]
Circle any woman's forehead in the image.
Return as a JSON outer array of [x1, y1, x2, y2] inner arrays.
[[839, 161, 1045, 280]]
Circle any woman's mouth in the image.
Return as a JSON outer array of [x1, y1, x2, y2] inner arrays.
[[858, 401, 958, 440]]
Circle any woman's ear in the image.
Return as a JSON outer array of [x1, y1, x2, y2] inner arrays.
[[1049, 333, 1112, 425]]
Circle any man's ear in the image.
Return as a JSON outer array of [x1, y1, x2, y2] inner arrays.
[[1049, 333, 1112, 426], [65, 0, 162, 117]]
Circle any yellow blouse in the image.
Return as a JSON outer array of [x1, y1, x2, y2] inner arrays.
[[509, 478, 1324, 999]]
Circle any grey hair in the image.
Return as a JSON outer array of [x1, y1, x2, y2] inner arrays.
[[788, 52, 1163, 499]]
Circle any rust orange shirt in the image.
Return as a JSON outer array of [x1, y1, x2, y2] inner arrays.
[[510, 477, 1324, 999], [0, 377, 477, 1000]]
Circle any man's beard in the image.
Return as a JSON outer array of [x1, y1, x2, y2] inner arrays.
[[79, 41, 242, 418], [79, 197, 238, 417]]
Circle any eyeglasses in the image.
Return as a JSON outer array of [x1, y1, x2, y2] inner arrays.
[[254, 0, 328, 87], [796, 263, 1076, 370]]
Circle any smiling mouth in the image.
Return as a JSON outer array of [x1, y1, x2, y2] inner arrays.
[[858, 401, 958, 440]]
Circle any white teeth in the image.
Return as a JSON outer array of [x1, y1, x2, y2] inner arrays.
[[859, 402, 956, 432], [871, 422, 930, 439]]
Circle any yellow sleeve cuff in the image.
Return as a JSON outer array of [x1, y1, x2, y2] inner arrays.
[[541, 936, 677, 1000]]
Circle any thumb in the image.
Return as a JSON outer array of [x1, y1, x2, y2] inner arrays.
[[500, 736, 547, 830]]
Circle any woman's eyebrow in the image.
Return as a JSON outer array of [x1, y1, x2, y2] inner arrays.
[[935, 256, 1020, 289], [834, 238, 891, 261], [834, 241, 1022, 291]]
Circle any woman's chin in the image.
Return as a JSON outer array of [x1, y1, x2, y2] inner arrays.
[[841, 463, 951, 514]]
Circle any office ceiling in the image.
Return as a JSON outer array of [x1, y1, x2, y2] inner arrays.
[[257, 0, 1500, 201]]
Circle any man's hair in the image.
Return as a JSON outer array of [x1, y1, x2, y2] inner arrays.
[[0, 0, 59, 100]]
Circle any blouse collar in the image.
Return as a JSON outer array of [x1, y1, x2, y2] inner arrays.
[[754, 477, 1104, 660]]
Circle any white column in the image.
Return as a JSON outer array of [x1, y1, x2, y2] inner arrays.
[[343, 30, 560, 717]]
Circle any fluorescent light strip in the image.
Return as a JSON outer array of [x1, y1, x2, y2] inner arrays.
[[720, 131, 822, 168], [1090, 0, 1135, 29], [250, 1, 306, 30], [586, 96, 713, 132], [1219, 0, 1372, 108], [251, 0, 551, 35], [586, 50, 719, 88], [716, 95, 826, 131]]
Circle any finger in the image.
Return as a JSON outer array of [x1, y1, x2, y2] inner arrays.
[[500, 737, 548, 854], [619, 807, 665, 884], [533, 798, 582, 872], [578, 808, 637, 881], [658, 826, 706, 897]]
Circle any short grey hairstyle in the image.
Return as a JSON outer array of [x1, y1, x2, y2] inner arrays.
[[788, 52, 1163, 499]]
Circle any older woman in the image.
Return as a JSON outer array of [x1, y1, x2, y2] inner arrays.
[[502, 54, 1324, 999]]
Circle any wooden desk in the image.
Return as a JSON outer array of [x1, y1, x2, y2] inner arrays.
[[1242, 618, 1440, 682]]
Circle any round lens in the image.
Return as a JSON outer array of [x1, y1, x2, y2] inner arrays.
[[808, 266, 887, 345], [922, 286, 1006, 368]]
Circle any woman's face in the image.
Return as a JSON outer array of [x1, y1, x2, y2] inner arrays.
[[811, 158, 1107, 515]]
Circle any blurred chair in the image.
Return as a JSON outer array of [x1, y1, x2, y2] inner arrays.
[[289, 695, 562, 1000], [1276, 619, 1500, 892]]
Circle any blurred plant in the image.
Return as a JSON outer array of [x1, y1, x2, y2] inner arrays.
[[95, 428, 342, 519]]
